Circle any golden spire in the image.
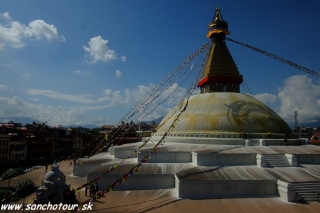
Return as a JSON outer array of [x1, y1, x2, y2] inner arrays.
[[198, 7, 243, 93]]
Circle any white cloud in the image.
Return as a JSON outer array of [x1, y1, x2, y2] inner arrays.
[[115, 69, 122, 77], [0, 96, 86, 126], [278, 75, 320, 123], [30, 97, 39, 102], [72, 70, 90, 74], [137, 105, 172, 121], [0, 96, 112, 126], [121, 56, 126, 62], [86, 117, 109, 126], [123, 82, 188, 122], [25, 20, 65, 43], [0, 84, 12, 90], [0, 19, 26, 49], [26, 89, 96, 104], [83, 36, 117, 63], [129, 83, 187, 106], [254, 93, 277, 105], [0, 118, 10, 123], [22, 74, 30, 77], [0, 12, 64, 50], [0, 81, 190, 125], [1, 12, 11, 20], [2, 74, 319, 126], [97, 89, 130, 106], [0, 63, 11, 67], [26, 88, 132, 107], [161, 83, 188, 105]]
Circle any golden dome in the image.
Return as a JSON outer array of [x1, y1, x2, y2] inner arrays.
[[157, 93, 291, 134]]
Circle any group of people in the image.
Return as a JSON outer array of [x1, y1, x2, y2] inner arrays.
[[85, 182, 99, 197]]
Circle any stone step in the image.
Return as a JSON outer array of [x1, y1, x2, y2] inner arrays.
[[292, 182, 320, 201], [264, 157, 287, 159], [297, 194, 320, 199], [295, 187, 320, 190], [265, 157, 287, 160], [293, 182, 320, 186], [267, 162, 289, 164], [294, 187, 320, 190], [264, 158, 287, 160], [298, 192, 318, 197], [293, 183, 320, 189], [294, 186, 320, 189], [294, 185, 320, 188], [295, 189, 320, 194], [267, 161, 289, 163], [267, 163, 290, 165], [268, 164, 291, 166], [265, 159, 288, 161], [302, 197, 320, 201], [263, 154, 290, 167], [267, 161, 290, 163]]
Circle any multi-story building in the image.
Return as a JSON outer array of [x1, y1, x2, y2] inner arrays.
[[0, 134, 10, 160], [9, 138, 27, 160], [0, 121, 160, 162], [98, 125, 115, 134]]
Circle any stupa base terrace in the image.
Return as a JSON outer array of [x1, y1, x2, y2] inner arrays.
[[74, 142, 320, 202]]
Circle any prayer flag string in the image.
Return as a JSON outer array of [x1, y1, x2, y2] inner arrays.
[[226, 37, 320, 78]]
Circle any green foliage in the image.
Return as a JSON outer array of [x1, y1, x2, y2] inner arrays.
[[0, 188, 13, 202], [15, 178, 35, 197], [0, 168, 25, 181]]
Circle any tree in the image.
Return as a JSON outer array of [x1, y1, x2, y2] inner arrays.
[[0, 189, 13, 202], [0, 168, 24, 204], [0, 168, 24, 180], [0, 168, 25, 192], [16, 178, 35, 197]]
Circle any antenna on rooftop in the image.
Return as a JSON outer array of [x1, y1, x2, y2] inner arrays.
[[294, 111, 298, 129]]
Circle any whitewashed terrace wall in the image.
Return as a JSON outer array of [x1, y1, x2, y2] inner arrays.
[[138, 151, 191, 163], [193, 153, 257, 166], [87, 174, 175, 190], [73, 163, 101, 177], [176, 177, 278, 199], [295, 154, 320, 164]]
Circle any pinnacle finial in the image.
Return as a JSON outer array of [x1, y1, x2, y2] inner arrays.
[[207, 7, 230, 38], [214, 6, 223, 21]]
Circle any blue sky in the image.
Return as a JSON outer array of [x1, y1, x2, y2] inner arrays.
[[0, 0, 320, 127]]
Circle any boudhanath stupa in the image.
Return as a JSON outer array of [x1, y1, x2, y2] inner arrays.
[[74, 7, 320, 202]]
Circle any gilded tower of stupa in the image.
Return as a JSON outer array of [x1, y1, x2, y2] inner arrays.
[[198, 7, 243, 93]]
